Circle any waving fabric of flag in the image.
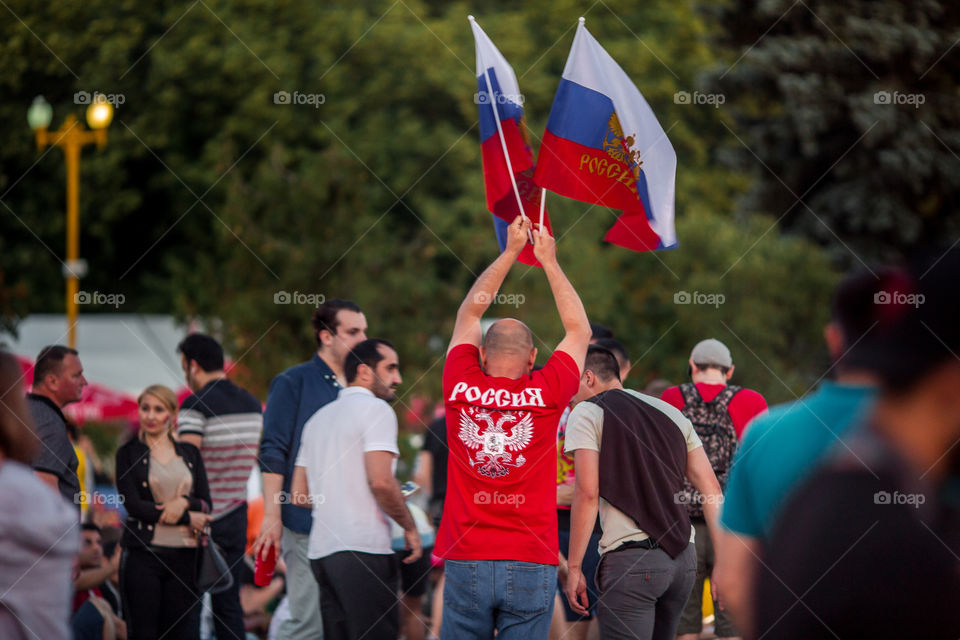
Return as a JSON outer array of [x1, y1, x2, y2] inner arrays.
[[534, 19, 677, 251], [470, 16, 552, 266]]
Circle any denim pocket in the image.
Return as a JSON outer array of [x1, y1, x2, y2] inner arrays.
[[444, 560, 480, 613], [503, 562, 552, 616]]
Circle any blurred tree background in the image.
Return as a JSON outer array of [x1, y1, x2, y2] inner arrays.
[[0, 0, 953, 417]]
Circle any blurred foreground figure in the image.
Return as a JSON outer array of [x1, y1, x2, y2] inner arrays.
[[754, 248, 960, 639], [0, 350, 79, 639]]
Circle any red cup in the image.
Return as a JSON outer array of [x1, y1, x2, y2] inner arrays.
[[254, 546, 276, 587]]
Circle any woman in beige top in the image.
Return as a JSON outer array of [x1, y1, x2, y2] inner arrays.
[[116, 385, 212, 640]]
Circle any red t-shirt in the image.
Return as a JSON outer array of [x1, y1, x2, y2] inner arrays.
[[660, 383, 767, 439], [435, 344, 580, 564]]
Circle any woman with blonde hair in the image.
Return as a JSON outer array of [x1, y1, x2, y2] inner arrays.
[[116, 384, 212, 640]]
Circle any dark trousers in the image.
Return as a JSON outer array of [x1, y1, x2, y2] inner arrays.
[[310, 551, 400, 640], [121, 545, 200, 640], [210, 505, 247, 640], [596, 543, 697, 640]]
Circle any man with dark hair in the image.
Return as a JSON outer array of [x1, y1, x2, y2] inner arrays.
[[591, 338, 630, 382], [177, 333, 262, 640], [291, 338, 420, 640], [28, 345, 86, 506], [564, 346, 724, 639], [661, 339, 766, 640], [254, 299, 367, 640], [752, 250, 960, 638], [72, 523, 126, 640], [713, 269, 887, 634], [437, 217, 590, 639], [589, 322, 613, 341]]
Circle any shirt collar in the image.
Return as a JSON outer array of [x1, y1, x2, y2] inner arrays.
[[312, 354, 342, 389], [339, 386, 373, 397], [26, 392, 69, 424]]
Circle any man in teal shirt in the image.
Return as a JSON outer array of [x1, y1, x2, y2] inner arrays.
[[714, 271, 887, 635]]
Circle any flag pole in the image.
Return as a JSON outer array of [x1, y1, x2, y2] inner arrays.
[[539, 188, 545, 236], [469, 15, 533, 243]]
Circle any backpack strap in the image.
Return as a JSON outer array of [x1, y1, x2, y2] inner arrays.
[[679, 382, 702, 407], [710, 385, 742, 412]]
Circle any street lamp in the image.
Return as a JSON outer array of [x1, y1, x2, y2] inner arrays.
[[28, 95, 113, 348]]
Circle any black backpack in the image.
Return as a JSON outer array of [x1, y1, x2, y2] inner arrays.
[[677, 382, 740, 518]]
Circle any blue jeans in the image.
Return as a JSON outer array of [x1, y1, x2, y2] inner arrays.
[[441, 559, 556, 640]]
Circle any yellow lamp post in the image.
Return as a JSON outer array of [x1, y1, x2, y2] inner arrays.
[[28, 95, 114, 348]]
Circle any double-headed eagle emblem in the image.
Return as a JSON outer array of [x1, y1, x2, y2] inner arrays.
[[459, 409, 533, 478]]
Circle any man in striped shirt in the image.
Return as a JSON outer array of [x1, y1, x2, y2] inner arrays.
[[178, 333, 263, 640]]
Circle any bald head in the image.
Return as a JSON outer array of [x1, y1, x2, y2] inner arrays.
[[483, 319, 533, 355]]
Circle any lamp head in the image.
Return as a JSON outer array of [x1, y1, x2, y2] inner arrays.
[[86, 95, 113, 130], [27, 96, 53, 131]]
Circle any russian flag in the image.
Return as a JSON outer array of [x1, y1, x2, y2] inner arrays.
[[470, 16, 552, 266], [534, 19, 677, 251]]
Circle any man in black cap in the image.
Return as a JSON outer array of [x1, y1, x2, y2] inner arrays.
[[753, 248, 960, 639]]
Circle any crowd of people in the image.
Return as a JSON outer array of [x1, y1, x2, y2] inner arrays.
[[1, 215, 959, 640]]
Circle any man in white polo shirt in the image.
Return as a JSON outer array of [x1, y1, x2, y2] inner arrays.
[[291, 338, 421, 640]]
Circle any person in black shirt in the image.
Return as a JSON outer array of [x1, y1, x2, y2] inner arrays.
[[755, 248, 960, 639]]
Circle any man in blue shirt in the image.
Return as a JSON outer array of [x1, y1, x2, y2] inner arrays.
[[253, 299, 367, 640], [714, 270, 887, 635]]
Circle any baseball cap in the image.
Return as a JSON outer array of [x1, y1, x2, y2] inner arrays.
[[845, 247, 960, 390], [690, 339, 733, 368]]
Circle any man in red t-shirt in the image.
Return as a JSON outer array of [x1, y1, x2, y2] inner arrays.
[[660, 338, 767, 640], [436, 216, 590, 640]]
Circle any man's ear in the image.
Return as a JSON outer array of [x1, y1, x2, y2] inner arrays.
[[479, 346, 487, 370], [318, 329, 334, 348], [583, 370, 595, 388], [527, 348, 537, 371], [726, 365, 735, 381]]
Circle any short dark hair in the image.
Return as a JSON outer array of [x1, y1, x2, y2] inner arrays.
[[33, 345, 78, 386], [345, 339, 395, 384], [590, 322, 614, 340], [693, 362, 731, 376], [312, 299, 362, 347], [81, 522, 101, 535], [100, 525, 121, 558], [177, 334, 224, 372], [592, 338, 629, 369], [584, 345, 621, 382]]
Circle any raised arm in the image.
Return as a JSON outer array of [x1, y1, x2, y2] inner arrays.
[[447, 216, 530, 353], [531, 224, 590, 373]]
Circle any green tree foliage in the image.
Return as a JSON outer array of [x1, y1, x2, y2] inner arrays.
[[702, 0, 960, 264], [0, 0, 839, 409]]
